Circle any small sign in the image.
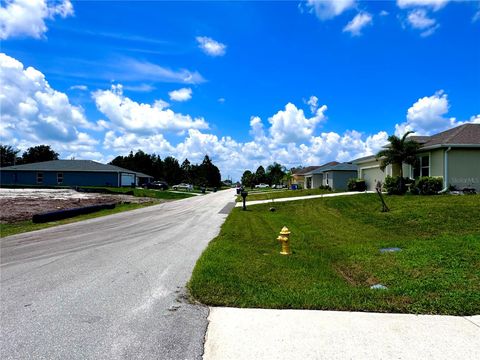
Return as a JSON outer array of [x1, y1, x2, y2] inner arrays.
[[380, 247, 402, 253]]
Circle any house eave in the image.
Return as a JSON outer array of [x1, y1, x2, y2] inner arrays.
[[419, 144, 480, 151]]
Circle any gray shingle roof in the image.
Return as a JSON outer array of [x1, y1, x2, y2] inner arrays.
[[1, 160, 152, 177], [420, 123, 480, 148], [304, 162, 356, 175], [293, 162, 340, 175], [351, 124, 480, 163], [321, 163, 358, 172]]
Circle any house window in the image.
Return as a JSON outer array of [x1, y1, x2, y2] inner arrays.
[[57, 172, 64, 184], [413, 155, 430, 178], [37, 172, 43, 184], [421, 155, 429, 177]]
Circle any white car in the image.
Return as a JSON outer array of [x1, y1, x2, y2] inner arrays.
[[255, 183, 270, 188], [172, 183, 193, 191]]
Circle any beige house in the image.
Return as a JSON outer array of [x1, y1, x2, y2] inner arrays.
[[353, 124, 480, 191]]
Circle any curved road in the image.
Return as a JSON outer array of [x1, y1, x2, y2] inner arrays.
[[1, 189, 235, 360]]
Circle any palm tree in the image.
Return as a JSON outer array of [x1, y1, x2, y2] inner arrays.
[[376, 131, 421, 178]]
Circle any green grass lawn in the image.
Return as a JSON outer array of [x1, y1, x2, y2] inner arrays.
[[237, 188, 337, 202], [0, 202, 157, 238], [189, 194, 480, 315], [83, 186, 196, 199]]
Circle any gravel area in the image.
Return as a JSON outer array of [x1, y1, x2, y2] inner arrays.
[[0, 188, 153, 223]]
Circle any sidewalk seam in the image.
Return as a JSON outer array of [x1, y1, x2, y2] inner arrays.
[[462, 316, 480, 328]]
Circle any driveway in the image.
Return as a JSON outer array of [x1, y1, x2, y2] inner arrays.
[[0, 189, 236, 360]]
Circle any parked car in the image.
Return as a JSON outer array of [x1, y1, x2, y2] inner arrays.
[[143, 181, 168, 190], [172, 183, 193, 191], [255, 183, 270, 188]]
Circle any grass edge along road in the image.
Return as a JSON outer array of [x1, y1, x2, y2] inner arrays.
[[82, 186, 198, 199], [0, 202, 159, 238], [236, 188, 336, 202], [189, 194, 480, 315]]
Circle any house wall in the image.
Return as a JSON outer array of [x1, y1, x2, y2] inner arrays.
[[311, 174, 323, 188], [431, 149, 444, 177], [0, 171, 120, 187], [448, 148, 480, 191], [416, 149, 444, 177], [332, 171, 358, 191]]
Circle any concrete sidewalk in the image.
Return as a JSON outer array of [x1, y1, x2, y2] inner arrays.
[[235, 191, 374, 207], [204, 307, 480, 360]]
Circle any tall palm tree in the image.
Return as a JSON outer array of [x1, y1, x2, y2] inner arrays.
[[376, 131, 421, 178]]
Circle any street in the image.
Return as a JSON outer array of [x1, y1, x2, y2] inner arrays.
[[1, 189, 235, 360]]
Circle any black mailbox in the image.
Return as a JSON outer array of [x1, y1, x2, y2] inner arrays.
[[240, 190, 248, 211]]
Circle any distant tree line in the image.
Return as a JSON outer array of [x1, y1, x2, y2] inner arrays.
[[110, 151, 222, 187], [1, 144, 222, 187], [0, 144, 59, 167], [241, 162, 286, 188]]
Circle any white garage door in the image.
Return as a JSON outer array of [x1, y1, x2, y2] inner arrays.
[[362, 167, 385, 191], [120, 173, 135, 187]]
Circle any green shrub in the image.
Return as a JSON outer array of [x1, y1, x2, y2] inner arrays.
[[415, 176, 443, 195], [383, 176, 407, 195], [318, 185, 332, 191], [347, 178, 367, 192]]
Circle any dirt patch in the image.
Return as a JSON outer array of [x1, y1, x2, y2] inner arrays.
[[0, 188, 155, 223], [333, 263, 379, 287]]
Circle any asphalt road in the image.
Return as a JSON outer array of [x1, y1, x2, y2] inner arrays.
[[1, 189, 236, 360]]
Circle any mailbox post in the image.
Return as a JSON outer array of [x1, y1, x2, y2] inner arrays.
[[240, 190, 248, 211]]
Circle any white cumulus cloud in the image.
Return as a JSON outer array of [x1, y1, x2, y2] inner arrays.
[[168, 87, 192, 102], [394, 90, 458, 136], [0, 0, 73, 40], [396, 0, 449, 11], [306, 0, 356, 20], [93, 84, 208, 134], [406, 9, 439, 36], [306, 95, 319, 113], [343, 12, 373, 36], [268, 102, 328, 144], [196, 36, 226, 57], [0, 52, 97, 151]]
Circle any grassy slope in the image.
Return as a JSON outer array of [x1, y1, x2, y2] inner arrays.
[[237, 188, 336, 202], [0, 202, 157, 238], [189, 194, 480, 315]]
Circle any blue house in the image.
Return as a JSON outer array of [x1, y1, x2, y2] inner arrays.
[[0, 160, 153, 187], [303, 163, 358, 190]]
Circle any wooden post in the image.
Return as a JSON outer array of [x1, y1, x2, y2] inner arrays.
[[375, 181, 390, 212]]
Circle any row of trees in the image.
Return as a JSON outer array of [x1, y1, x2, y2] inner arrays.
[[1, 145, 59, 167], [110, 151, 222, 187], [1, 144, 222, 188], [241, 162, 287, 188]]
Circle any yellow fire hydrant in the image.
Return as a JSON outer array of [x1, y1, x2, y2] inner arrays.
[[277, 226, 292, 255]]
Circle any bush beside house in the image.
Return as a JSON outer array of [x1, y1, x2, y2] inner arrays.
[[415, 176, 443, 195], [347, 178, 367, 192]]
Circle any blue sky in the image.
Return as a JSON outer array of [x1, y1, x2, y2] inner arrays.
[[1, 0, 479, 180]]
